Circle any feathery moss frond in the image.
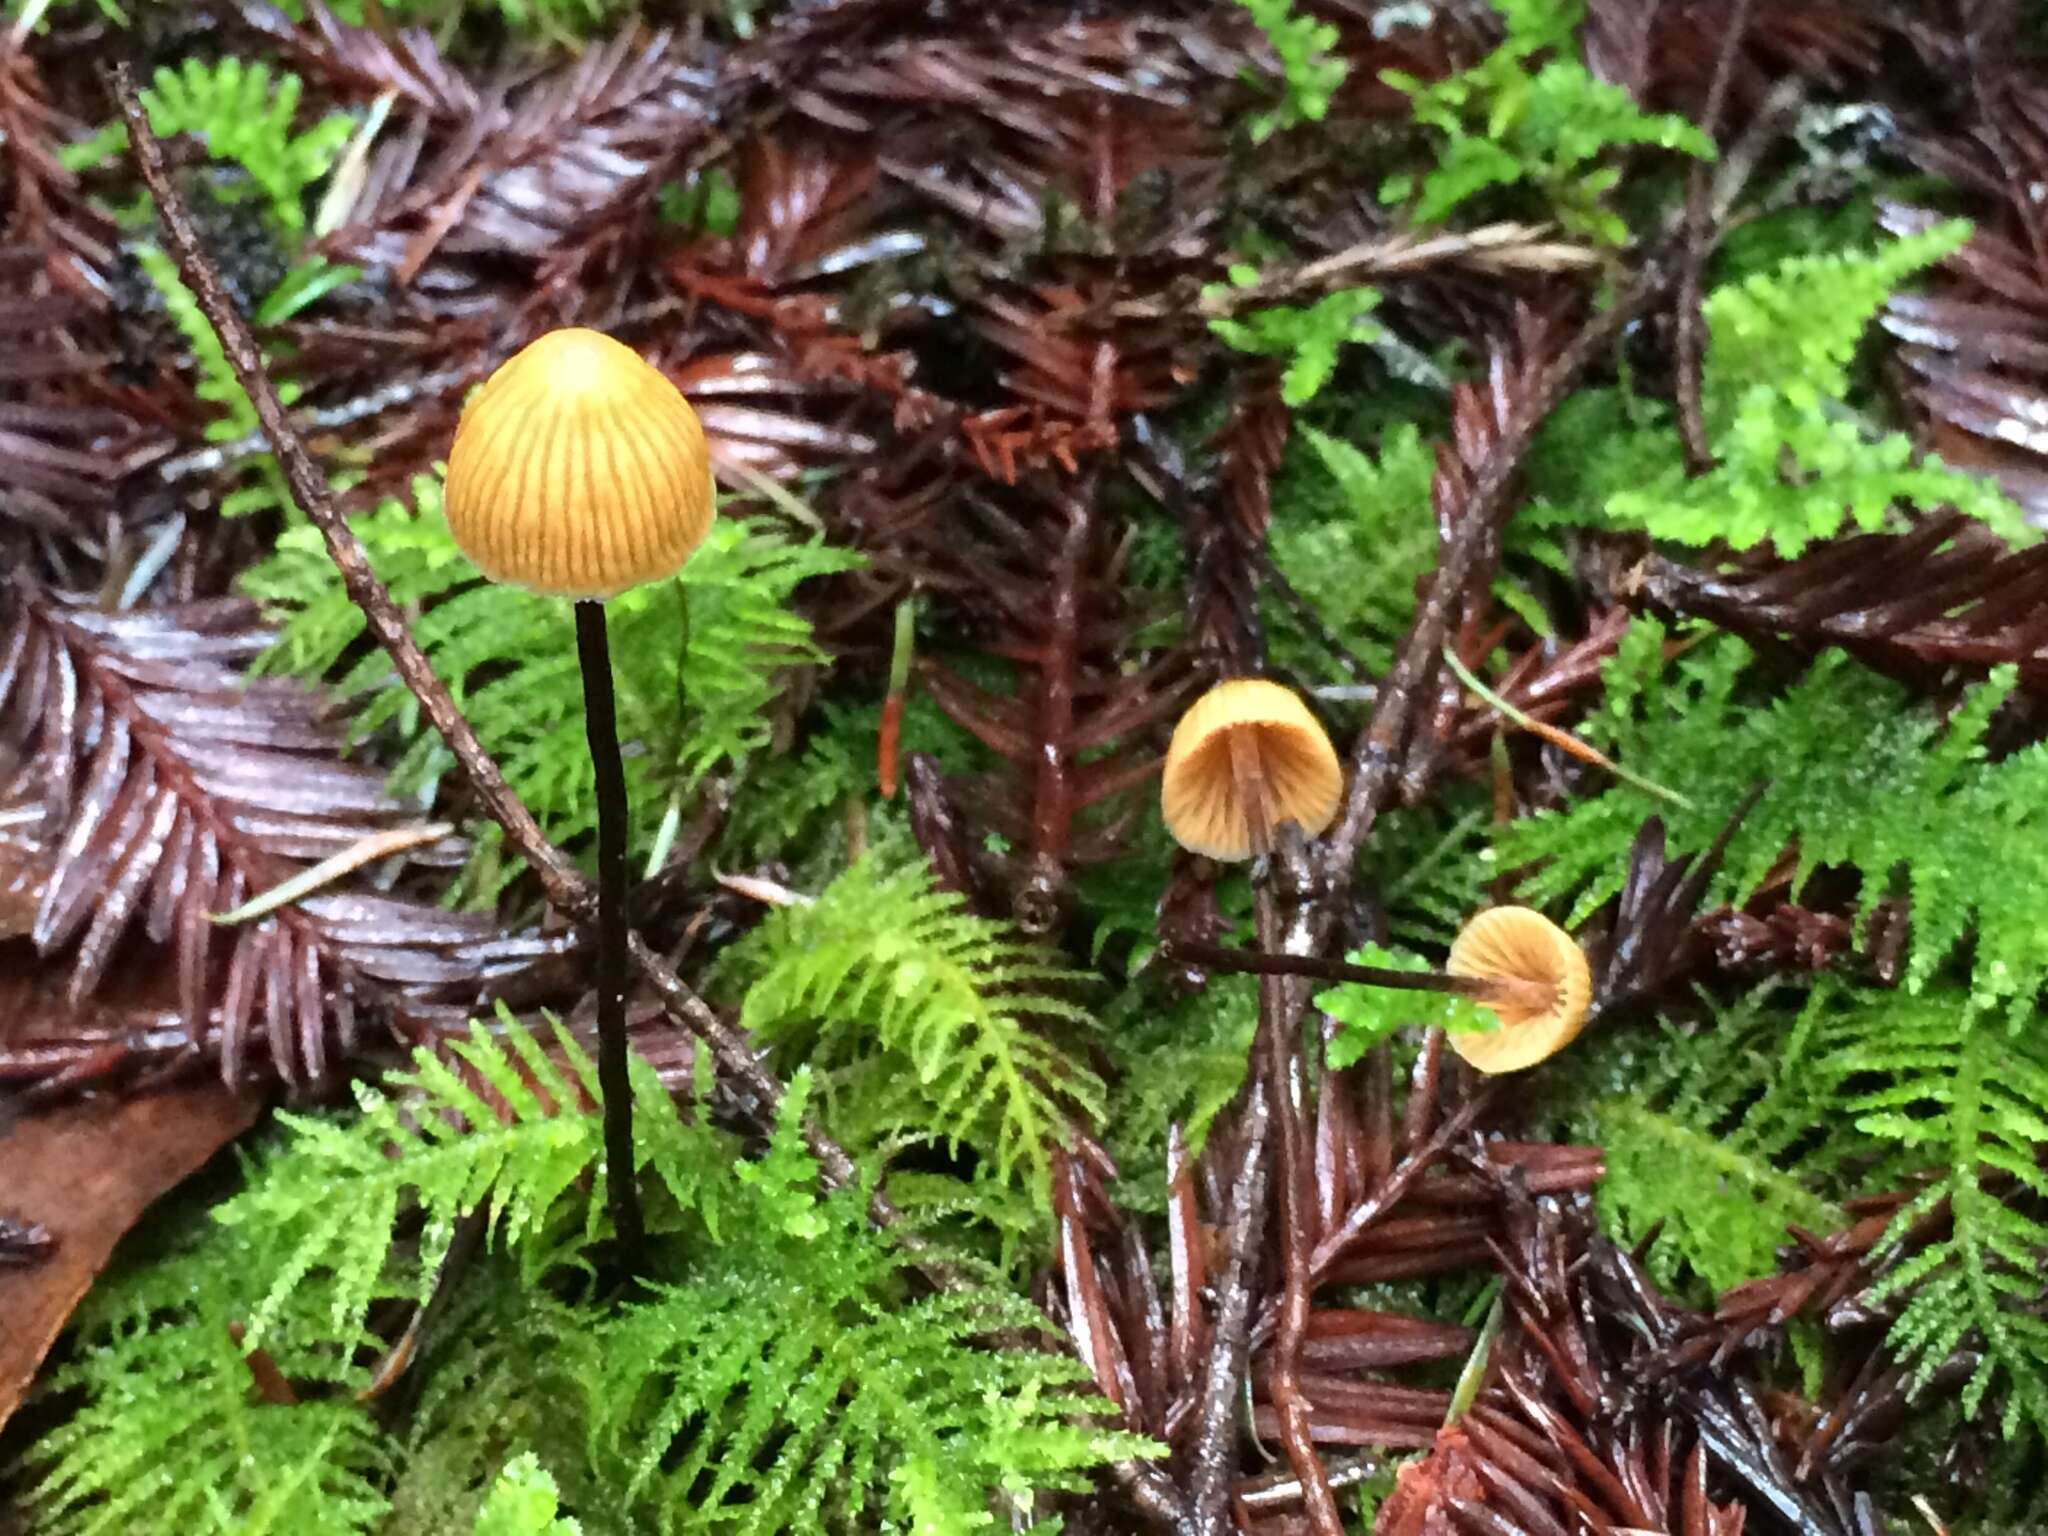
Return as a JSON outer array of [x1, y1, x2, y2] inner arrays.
[[21, 1022, 1148, 1531], [1576, 986, 1851, 1297], [1266, 421, 1439, 676], [1380, 0, 1714, 244], [1530, 218, 2031, 556], [1317, 943, 1497, 1071], [1503, 619, 2048, 1017], [1208, 283, 1382, 405], [1233, 0, 1347, 142], [471, 1454, 582, 1536], [1100, 972, 1258, 1201], [213, 1010, 715, 1353], [137, 59, 353, 232], [20, 1221, 390, 1535], [718, 853, 1107, 1199], [242, 474, 863, 901], [1823, 985, 2048, 1440], [579, 1071, 1157, 1535]]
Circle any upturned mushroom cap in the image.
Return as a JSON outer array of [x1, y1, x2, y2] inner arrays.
[[1160, 678, 1343, 861], [443, 328, 714, 599], [1444, 906, 1592, 1074]]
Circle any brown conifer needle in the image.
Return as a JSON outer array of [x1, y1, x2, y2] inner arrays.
[[1442, 647, 1693, 809]]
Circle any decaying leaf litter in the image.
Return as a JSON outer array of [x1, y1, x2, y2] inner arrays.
[[4, 0, 2048, 1530]]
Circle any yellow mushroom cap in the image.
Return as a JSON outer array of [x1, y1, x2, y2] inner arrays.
[[1444, 906, 1592, 1075], [443, 327, 714, 599], [1160, 678, 1343, 861]]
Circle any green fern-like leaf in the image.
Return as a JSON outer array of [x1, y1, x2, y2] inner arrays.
[[214, 1010, 717, 1352], [241, 474, 863, 900], [1575, 987, 1850, 1296], [20, 1222, 391, 1535], [718, 853, 1107, 1197], [1709, 981, 2048, 1443], [1529, 219, 2032, 557], [1208, 280, 1383, 406], [1379, 0, 1713, 244], [1502, 619, 2048, 1017], [472, 1454, 583, 1536], [580, 1070, 1158, 1535], [133, 58, 353, 232], [1827, 986, 2048, 1439], [1316, 943, 1498, 1071], [1611, 218, 2029, 556], [1233, 0, 1347, 141]]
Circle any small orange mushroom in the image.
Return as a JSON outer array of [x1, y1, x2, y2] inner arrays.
[[444, 327, 714, 599], [441, 325, 717, 1268], [1158, 905, 1591, 1075], [1443, 906, 1592, 1074], [1161, 679, 1343, 861]]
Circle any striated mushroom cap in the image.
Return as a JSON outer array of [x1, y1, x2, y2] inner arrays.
[[443, 327, 714, 599], [1161, 678, 1343, 862], [1444, 906, 1592, 1074]]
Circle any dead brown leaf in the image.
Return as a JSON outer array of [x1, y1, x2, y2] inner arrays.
[[0, 1078, 262, 1430]]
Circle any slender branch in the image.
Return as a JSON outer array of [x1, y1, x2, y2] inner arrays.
[[107, 63, 886, 1221], [1318, 261, 1682, 888], [1246, 1088, 1495, 1357], [1182, 1078, 1272, 1535], [1674, 0, 1754, 473], [1256, 885, 1341, 1536], [576, 601, 644, 1264]]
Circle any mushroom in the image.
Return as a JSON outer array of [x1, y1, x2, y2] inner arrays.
[[1161, 678, 1343, 861], [442, 326, 715, 1260], [1159, 905, 1592, 1076], [1443, 906, 1591, 1074]]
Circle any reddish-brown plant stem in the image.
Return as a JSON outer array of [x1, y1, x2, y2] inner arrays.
[[1318, 260, 1681, 890], [1028, 483, 1088, 887], [226, 1320, 299, 1406], [1674, 0, 1754, 474], [1257, 882, 1343, 1536], [1183, 1076, 1273, 1535], [106, 64, 893, 1224]]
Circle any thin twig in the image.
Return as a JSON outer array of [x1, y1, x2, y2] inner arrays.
[[1247, 1087, 1496, 1357], [210, 822, 456, 926], [1183, 1079, 1273, 1535], [1673, 0, 1754, 474], [1441, 647, 1693, 808], [1115, 224, 1600, 320], [107, 63, 891, 1227], [1255, 883, 1342, 1536], [1318, 260, 1683, 887]]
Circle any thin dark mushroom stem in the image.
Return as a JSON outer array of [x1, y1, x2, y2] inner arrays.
[[1159, 940, 1551, 1013], [575, 600, 643, 1263]]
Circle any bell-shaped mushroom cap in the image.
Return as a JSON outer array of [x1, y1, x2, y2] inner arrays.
[[443, 328, 715, 599], [1444, 906, 1592, 1075], [1161, 678, 1343, 862]]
